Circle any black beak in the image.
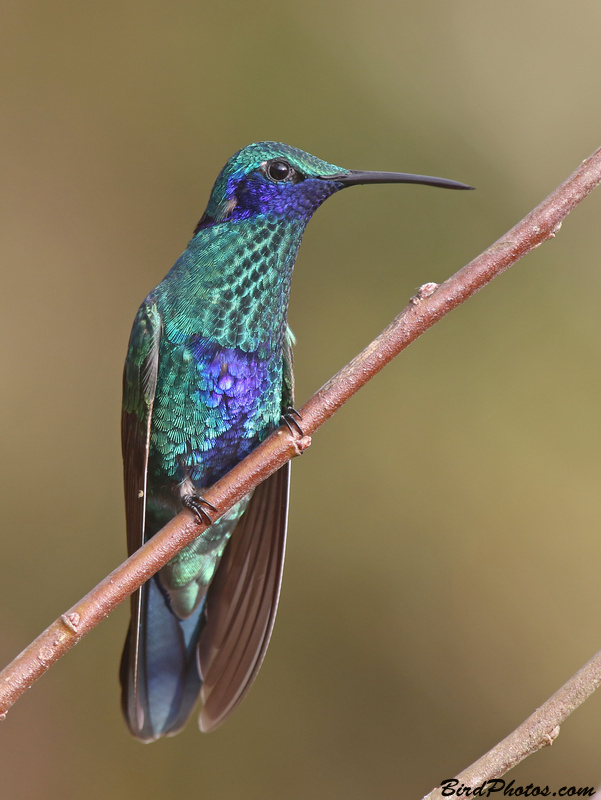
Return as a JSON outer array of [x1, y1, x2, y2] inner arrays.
[[320, 170, 474, 191]]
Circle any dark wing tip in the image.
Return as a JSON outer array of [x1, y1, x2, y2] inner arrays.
[[197, 464, 290, 731]]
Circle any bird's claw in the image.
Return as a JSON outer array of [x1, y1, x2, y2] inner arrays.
[[183, 494, 217, 525], [281, 407, 305, 436]]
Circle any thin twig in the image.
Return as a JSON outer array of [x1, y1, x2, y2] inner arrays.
[[421, 646, 601, 798], [1, 149, 601, 774]]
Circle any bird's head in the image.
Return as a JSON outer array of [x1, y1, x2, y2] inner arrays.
[[195, 141, 472, 232]]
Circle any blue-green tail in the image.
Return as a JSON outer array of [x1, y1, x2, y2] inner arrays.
[[120, 576, 205, 741]]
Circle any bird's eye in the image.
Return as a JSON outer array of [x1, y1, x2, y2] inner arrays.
[[265, 159, 296, 182]]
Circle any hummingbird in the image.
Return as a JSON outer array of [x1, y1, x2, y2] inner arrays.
[[120, 141, 472, 741]]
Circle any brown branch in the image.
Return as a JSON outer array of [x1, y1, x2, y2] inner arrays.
[[421, 645, 601, 798], [1, 147, 601, 762]]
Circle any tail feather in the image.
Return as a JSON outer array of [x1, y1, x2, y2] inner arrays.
[[120, 576, 203, 742], [120, 467, 290, 740]]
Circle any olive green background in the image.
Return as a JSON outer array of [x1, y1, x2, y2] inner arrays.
[[2, 2, 601, 797]]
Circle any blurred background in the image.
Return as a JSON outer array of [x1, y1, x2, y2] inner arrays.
[[2, 1, 601, 797]]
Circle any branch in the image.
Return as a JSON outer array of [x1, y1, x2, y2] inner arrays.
[[1, 147, 601, 759], [421, 645, 601, 798]]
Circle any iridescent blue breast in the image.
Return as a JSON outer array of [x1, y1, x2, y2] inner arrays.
[[148, 336, 282, 492]]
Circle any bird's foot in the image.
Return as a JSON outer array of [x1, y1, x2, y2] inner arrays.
[[182, 494, 217, 525], [281, 407, 305, 437]]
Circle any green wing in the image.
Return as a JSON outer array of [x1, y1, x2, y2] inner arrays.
[[121, 300, 162, 556]]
